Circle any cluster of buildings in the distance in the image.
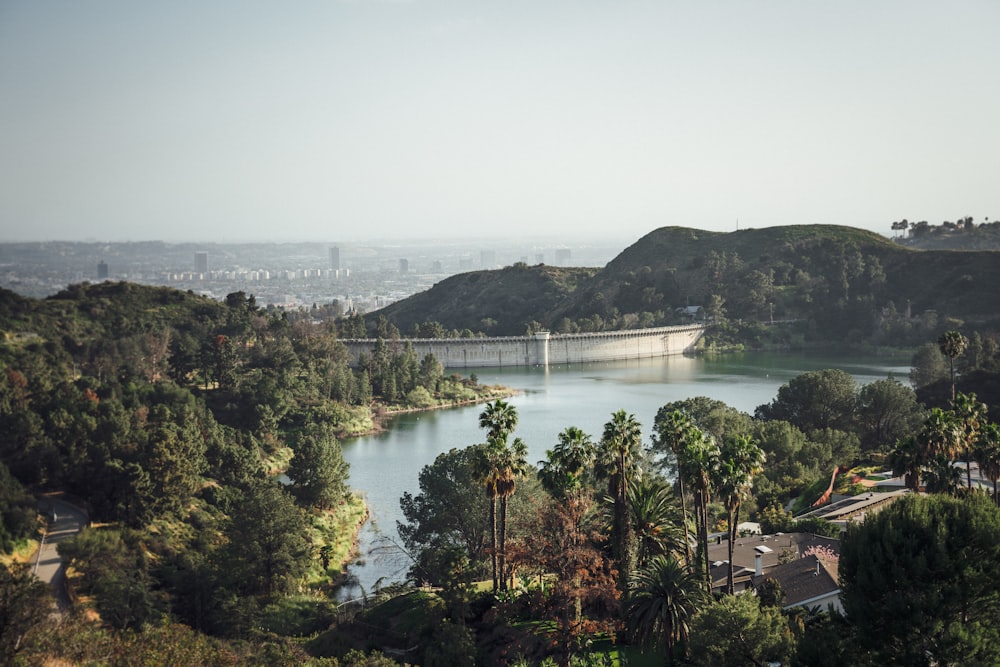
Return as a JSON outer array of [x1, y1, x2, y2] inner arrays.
[[0, 239, 615, 314]]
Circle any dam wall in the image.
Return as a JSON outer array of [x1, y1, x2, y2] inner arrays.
[[342, 325, 705, 369]]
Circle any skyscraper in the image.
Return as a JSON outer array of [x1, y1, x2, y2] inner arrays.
[[194, 251, 208, 274], [329, 246, 341, 271], [97, 261, 109, 279]]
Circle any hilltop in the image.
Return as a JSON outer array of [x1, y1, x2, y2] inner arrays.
[[372, 224, 1000, 345]]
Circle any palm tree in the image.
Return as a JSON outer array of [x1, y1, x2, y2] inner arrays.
[[917, 408, 963, 467], [626, 555, 707, 665], [889, 435, 925, 491], [951, 392, 987, 490], [479, 399, 518, 441], [475, 441, 503, 592], [652, 409, 698, 568], [913, 408, 963, 496], [495, 436, 529, 591], [628, 477, 686, 569], [938, 330, 968, 401], [974, 423, 1000, 505], [539, 426, 596, 499], [677, 429, 720, 590], [598, 409, 644, 594], [923, 455, 963, 495], [716, 434, 766, 594], [477, 399, 522, 592]]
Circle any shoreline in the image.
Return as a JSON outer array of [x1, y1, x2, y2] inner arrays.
[[340, 384, 518, 439]]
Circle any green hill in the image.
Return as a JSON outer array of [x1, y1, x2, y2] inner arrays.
[[371, 263, 598, 336], [371, 225, 1000, 345]]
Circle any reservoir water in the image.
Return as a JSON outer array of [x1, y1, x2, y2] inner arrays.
[[337, 350, 910, 597]]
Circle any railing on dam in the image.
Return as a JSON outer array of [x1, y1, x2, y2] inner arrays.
[[342, 324, 706, 369]]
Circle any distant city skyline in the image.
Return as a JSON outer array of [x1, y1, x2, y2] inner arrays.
[[1, 1, 997, 243]]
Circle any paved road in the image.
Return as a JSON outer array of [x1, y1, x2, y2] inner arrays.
[[35, 496, 88, 610]]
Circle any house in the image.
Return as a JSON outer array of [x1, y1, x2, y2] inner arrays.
[[794, 488, 910, 528], [705, 531, 841, 594], [750, 554, 842, 613], [675, 305, 703, 321]]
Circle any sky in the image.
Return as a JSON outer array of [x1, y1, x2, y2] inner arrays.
[[1, 1, 997, 244]]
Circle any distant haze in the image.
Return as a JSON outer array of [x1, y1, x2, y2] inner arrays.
[[1, 1, 997, 243]]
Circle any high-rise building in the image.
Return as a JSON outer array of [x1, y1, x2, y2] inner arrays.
[[97, 261, 109, 279], [399, 258, 409, 273], [194, 251, 209, 274], [329, 246, 341, 271]]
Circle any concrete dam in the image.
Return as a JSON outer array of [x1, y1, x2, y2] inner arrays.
[[343, 324, 706, 369]]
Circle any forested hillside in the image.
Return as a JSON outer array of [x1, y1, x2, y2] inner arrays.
[[372, 225, 1000, 347], [368, 263, 598, 337], [0, 281, 502, 663]]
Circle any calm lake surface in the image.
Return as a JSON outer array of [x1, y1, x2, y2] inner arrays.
[[337, 350, 910, 597]]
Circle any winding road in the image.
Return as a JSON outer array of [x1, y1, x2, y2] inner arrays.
[[34, 496, 88, 610]]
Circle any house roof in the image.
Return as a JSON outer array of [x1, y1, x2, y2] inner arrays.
[[706, 532, 841, 591], [706, 532, 840, 572], [795, 488, 910, 524], [750, 555, 839, 608]]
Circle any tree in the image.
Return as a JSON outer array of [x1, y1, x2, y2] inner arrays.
[[286, 422, 350, 509], [58, 527, 164, 630], [538, 426, 596, 499], [705, 293, 726, 323], [715, 433, 765, 594], [522, 490, 617, 666], [418, 353, 444, 391], [399, 446, 489, 582], [598, 409, 644, 593], [493, 435, 528, 591], [677, 428, 720, 588], [476, 399, 521, 592], [951, 391, 987, 490], [840, 494, 1000, 665], [655, 397, 752, 445], [477, 442, 502, 593], [910, 342, 950, 389], [0, 562, 52, 665], [974, 422, 1000, 505], [479, 398, 518, 441], [854, 378, 924, 451], [687, 593, 795, 667], [889, 436, 925, 491], [422, 620, 477, 667], [938, 330, 969, 400], [652, 408, 700, 568], [915, 407, 963, 488], [222, 480, 311, 598], [0, 461, 36, 553], [922, 454, 963, 495], [623, 477, 684, 570], [626, 555, 707, 665], [754, 369, 857, 433]]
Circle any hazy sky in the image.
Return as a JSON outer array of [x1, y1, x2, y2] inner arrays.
[[1, 1, 997, 243]]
